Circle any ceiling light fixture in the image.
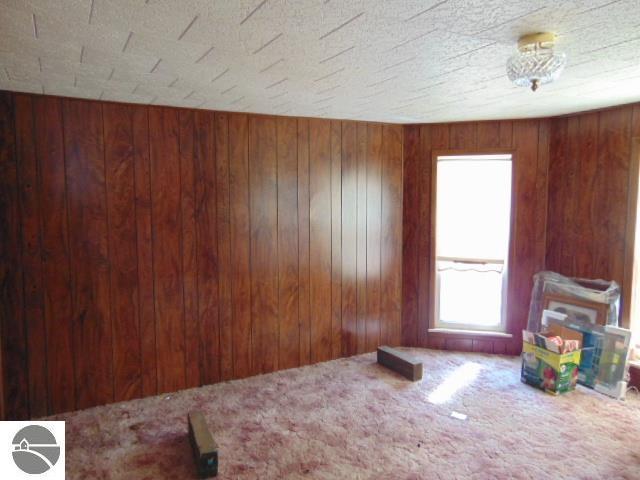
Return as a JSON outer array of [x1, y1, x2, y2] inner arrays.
[[506, 32, 566, 91]]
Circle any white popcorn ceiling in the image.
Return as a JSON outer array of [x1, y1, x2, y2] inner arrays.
[[0, 0, 639, 123]]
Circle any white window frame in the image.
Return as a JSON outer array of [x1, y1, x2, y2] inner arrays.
[[431, 152, 514, 334]]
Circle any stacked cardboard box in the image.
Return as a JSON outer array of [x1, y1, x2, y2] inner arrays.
[[521, 324, 582, 395]]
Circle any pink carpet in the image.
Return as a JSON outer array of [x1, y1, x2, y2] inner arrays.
[[51, 348, 640, 479]]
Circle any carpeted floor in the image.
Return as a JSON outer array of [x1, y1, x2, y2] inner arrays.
[[51, 348, 640, 479]]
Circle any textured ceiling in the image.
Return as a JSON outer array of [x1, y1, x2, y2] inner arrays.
[[0, 0, 639, 123]]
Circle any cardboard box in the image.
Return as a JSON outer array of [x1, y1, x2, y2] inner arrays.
[[521, 341, 581, 395], [532, 324, 582, 354]]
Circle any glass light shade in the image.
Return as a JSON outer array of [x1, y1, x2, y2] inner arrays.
[[506, 45, 566, 91]]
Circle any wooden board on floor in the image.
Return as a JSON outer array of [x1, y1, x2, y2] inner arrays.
[[188, 411, 218, 478], [377, 346, 423, 381]]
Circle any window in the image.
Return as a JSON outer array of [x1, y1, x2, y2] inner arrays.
[[433, 154, 513, 332]]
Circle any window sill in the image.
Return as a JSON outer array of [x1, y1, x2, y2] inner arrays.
[[428, 328, 512, 338]]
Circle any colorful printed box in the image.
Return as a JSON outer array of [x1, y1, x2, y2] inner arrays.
[[521, 341, 581, 395]]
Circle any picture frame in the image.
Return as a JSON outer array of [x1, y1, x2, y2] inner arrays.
[[594, 325, 632, 399], [540, 308, 568, 328], [542, 293, 608, 326]]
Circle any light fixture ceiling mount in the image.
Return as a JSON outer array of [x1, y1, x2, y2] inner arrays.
[[506, 32, 566, 92]]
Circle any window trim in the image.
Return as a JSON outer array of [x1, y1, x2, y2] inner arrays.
[[428, 149, 517, 336]]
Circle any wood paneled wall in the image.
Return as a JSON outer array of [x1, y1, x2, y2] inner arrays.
[[546, 104, 640, 326], [2, 85, 639, 421], [402, 120, 550, 354], [0, 91, 403, 419], [402, 102, 640, 354]]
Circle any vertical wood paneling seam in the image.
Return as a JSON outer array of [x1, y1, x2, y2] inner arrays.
[[247, 116, 253, 374], [19, 96, 39, 415], [594, 114, 601, 278], [191, 116, 201, 385], [338, 123, 343, 355], [416, 127, 423, 342], [592, 113, 602, 276], [178, 113, 187, 387], [0, 95, 6, 418], [11, 94, 26, 418], [226, 118, 234, 378], [356, 124, 362, 352], [129, 108, 144, 393], [296, 119, 301, 362], [537, 120, 546, 270], [358, 123, 369, 346], [13, 99, 28, 418], [147, 108, 160, 392], [329, 122, 335, 357], [59, 100, 78, 410], [275, 118, 280, 371], [338, 121, 345, 358], [336, 121, 339, 356], [364, 125, 368, 347], [12, 95, 30, 417], [296, 121, 301, 362], [148, 108, 158, 394], [540, 120, 549, 271], [570, 117, 579, 277], [373, 124, 380, 346], [307, 122, 311, 360], [30, 96, 50, 413], [355, 124, 359, 353], [213, 116, 221, 380], [426, 126, 433, 342], [330, 122, 337, 357], [399, 126, 405, 346], [421, 126, 427, 342], [101, 104, 116, 404], [377, 125, 383, 345], [296, 120, 300, 359]]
